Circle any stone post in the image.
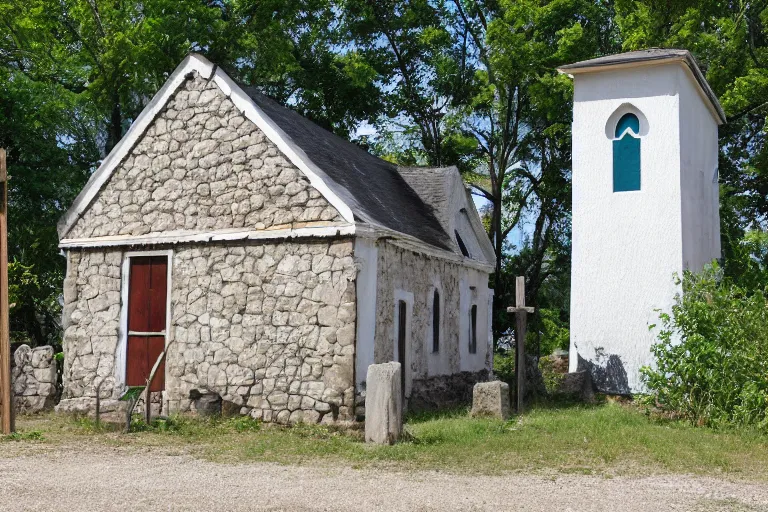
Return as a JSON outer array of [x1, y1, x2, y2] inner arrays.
[[471, 381, 511, 420], [364, 362, 402, 445]]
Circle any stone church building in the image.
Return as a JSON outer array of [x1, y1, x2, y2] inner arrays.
[[56, 54, 495, 422]]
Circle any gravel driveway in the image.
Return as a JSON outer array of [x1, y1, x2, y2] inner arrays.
[[1, 449, 767, 511]]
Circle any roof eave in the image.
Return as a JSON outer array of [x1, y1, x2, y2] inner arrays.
[[557, 54, 726, 125]]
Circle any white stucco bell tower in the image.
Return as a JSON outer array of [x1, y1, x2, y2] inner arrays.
[[558, 49, 725, 394]]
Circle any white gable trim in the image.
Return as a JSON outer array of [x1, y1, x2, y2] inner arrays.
[[355, 223, 494, 273], [58, 53, 355, 239], [58, 55, 215, 239], [59, 223, 356, 249]]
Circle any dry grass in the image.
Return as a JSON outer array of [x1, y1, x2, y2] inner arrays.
[[5, 400, 768, 479]]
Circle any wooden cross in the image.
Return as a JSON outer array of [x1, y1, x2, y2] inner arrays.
[[507, 276, 534, 414], [0, 149, 12, 434]]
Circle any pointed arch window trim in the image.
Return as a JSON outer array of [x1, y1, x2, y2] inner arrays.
[[615, 113, 640, 138]]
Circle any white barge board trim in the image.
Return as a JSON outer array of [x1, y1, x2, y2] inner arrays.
[[59, 224, 357, 249]]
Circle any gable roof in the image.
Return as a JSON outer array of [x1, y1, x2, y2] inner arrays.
[[58, 54, 496, 265], [396, 166, 495, 266], [238, 86, 451, 251], [557, 48, 726, 125]]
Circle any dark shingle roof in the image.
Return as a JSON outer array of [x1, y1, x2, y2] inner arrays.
[[239, 85, 452, 251], [558, 48, 726, 124], [558, 48, 690, 70]]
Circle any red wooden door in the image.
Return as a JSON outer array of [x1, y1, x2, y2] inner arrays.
[[126, 256, 167, 391]]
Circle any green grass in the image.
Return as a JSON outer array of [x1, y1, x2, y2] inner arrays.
[[10, 401, 768, 478]]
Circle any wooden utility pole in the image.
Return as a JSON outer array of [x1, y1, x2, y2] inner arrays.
[[507, 276, 534, 414], [0, 149, 12, 434]]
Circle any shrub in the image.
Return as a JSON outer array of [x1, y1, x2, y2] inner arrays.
[[493, 350, 515, 386], [641, 264, 768, 429]]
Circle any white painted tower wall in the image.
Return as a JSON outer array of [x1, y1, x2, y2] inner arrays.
[[569, 63, 721, 393]]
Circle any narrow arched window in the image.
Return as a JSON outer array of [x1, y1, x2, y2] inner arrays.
[[469, 305, 478, 354], [613, 113, 641, 192], [455, 230, 470, 257], [432, 290, 440, 353]]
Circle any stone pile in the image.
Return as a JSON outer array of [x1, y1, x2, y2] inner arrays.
[[12, 344, 57, 413], [470, 381, 510, 420]]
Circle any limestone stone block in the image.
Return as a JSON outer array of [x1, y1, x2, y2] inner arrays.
[[556, 371, 595, 402], [365, 362, 402, 445], [36, 361, 57, 384], [14, 344, 32, 367], [471, 381, 510, 420]]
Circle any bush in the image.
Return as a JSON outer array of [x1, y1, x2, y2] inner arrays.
[[493, 350, 515, 386], [641, 264, 768, 429]]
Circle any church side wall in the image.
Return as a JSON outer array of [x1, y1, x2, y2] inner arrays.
[[570, 66, 684, 394], [372, 241, 492, 411], [59, 240, 357, 424], [678, 67, 722, 272]]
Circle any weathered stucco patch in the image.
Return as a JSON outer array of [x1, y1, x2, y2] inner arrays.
[[66, 73, 341, 240]]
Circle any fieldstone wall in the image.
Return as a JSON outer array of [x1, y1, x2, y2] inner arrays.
[[167, 240, 357, 423], [374, 241, 492, 411], [409, 370, 491, 411], [12, 345, 58, 413], [57, 66, 358, 423], [60, 249, 123, 402], [58, 239, 357, 424], [65, 72, 341, 240]]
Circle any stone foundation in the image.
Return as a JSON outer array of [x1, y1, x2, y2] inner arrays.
[[408, 369, 490, 412]]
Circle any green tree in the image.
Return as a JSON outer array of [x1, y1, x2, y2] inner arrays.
[[0, 67, 97, 345], [1, 0, 231, 153], [341, 0, 478, 165], [615, 0, 768, 281], [229, 0, 385, 136]]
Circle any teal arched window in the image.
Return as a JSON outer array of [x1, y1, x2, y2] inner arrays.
[[613, 113, 641, 192]]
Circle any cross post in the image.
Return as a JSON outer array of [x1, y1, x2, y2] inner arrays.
[[507, 276, 534, 414]]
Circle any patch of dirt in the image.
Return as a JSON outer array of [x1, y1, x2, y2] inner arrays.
[[1, 448, 767, 511]]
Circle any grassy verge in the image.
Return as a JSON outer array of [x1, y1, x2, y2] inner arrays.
[[6, 400, 768, 478]]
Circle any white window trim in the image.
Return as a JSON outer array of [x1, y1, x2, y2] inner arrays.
[[604, 103, 650, 139], [116, 249, 174, 390], [428, 281, 444, 355]]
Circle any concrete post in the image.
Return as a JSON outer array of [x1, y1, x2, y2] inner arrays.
[[364, 362, 402, 445]]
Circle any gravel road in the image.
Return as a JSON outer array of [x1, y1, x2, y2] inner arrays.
[[1, 449, 767, 511]]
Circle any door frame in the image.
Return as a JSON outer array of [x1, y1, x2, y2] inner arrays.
[[116, 249, 174, 389]]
